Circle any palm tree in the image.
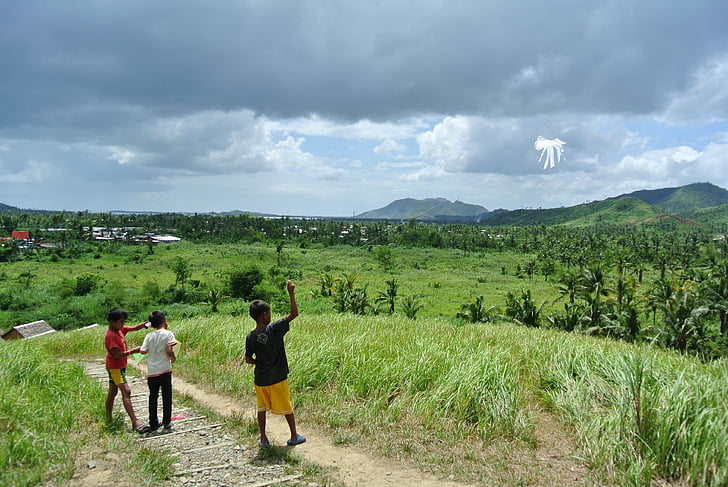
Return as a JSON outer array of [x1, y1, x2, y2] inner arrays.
[[577, 266, 611, 335], [504, 289, 544, 327], [310, 272, 339, 297], [457, 295, 498, 323], [555, 269, 580, 304], [401, 295, 422, 320], [656, 282, 708, 353], [205, 289, 226, 313], [701, 261, 728, 336], [375, 278, 398, 314]]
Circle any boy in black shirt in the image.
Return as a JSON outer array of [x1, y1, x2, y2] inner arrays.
[[245, 280, 305, 447]]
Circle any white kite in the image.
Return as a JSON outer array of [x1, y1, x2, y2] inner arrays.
[[534, 136, 566, 169]]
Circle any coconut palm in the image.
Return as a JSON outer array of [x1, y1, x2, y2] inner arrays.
[[375, 278, 398, 314], [577, 266, 611, 335], [457, 295, 499, 323], [701, 261, 728, 336], [655, 281, 709, 353]]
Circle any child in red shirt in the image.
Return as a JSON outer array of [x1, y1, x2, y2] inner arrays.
[[104, 307, 150, 433]]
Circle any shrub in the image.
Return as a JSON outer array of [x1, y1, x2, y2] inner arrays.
[[227, 267, 264, 300], [74, 273, 102, 296]]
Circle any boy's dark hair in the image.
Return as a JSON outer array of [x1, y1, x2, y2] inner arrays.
[[149, 310, 166, 328], [249, 300, 270, 320], [108, 308, 128, 322]]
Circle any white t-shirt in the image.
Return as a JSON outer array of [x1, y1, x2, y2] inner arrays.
[[140, 328, 177, 377]]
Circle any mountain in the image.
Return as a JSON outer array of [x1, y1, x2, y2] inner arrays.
[[355, 182, 728, 228], [480, 197, 663, 227], [0, 203, 19, 211], [607, 182, 728, 214], [356, 198, 490, 220]]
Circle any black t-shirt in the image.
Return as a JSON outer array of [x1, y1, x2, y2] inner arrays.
[[245, 317, 290, 386]]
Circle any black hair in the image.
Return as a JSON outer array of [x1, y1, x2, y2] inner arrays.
[[249, 300, 270, 320], [108, 308, 128, 322], [149, 310, 166, 328]]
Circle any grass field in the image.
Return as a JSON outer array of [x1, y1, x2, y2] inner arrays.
[[2, 310, 723, 486], [2, 242, 726, 485], [0, 241, 568, 329]]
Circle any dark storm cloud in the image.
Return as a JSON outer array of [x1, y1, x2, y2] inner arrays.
[[1, 1, 726, 214], [2, 1, 726, 127]]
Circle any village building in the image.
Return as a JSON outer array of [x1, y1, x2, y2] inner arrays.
[[1, 320, 56, 341]]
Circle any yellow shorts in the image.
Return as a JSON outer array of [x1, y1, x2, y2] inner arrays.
[[107, 368, 127, 385], [255, 379, 294, 415]]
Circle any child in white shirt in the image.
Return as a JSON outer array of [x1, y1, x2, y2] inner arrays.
[[140, 310, 177, 431]]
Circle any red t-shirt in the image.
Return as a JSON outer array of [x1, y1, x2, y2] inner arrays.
[[105, 326, 132, 369]]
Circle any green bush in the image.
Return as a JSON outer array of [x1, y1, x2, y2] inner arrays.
[[227, 267, 263, 300]]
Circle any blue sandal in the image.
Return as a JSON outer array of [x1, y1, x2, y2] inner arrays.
[[287, 434, 306, 446]]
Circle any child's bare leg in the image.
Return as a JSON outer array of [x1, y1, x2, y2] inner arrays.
[[119, 382, 141, 427], [257, 411, 268, 444], [285, 413, 298, 441], [105, 383, 118, 421]]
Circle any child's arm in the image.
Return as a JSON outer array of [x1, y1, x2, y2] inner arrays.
[[110, 346, 139, 359], [166, 343, 176, 363], [129, 321, 150, 331], [285, 280, 298, 322]]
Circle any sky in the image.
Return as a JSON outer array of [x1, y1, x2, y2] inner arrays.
[[1, 1, 727, 217]]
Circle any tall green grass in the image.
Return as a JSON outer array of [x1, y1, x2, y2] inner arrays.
[[35, 312, 728, 485], [0, 339, 106, 486], [527, 334, 728, 486]]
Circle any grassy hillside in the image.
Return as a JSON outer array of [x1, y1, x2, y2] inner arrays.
[[482, 196, 661, 227], [610, 182, 728, 215], [679, 203, 728, 231], [6, 313, 726, 486]]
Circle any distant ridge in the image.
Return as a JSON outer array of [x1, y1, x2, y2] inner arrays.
[[356, 198, 488, 220], [0, 202, 18, 211], [607, 182, 728, 214], [2, 182, 728, 228]]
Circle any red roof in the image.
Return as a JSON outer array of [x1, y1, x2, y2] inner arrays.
[[12, 231, 30, 240]]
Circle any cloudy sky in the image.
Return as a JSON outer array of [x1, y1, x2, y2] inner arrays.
[[1, 1, 727, 216]]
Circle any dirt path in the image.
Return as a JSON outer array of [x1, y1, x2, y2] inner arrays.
[[172, 376, 468, 487]]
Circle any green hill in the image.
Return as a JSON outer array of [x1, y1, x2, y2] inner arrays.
[[357, 197, 488, 220], [679, 203, 728, 229], [609, 182, 728, 214], [481, 196, 662, 227]]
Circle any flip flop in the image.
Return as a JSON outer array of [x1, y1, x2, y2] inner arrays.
[[258, 439, 271, 448], [134, 424, 151, 433], [287, 434, 306, 446]]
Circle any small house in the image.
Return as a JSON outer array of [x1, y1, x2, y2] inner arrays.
[[12, 230, 30, 240], [1, 320, 56, 341]]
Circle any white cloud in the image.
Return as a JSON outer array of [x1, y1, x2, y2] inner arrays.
[[416, 116, 472, 174], [373, 139, 407, 156]]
